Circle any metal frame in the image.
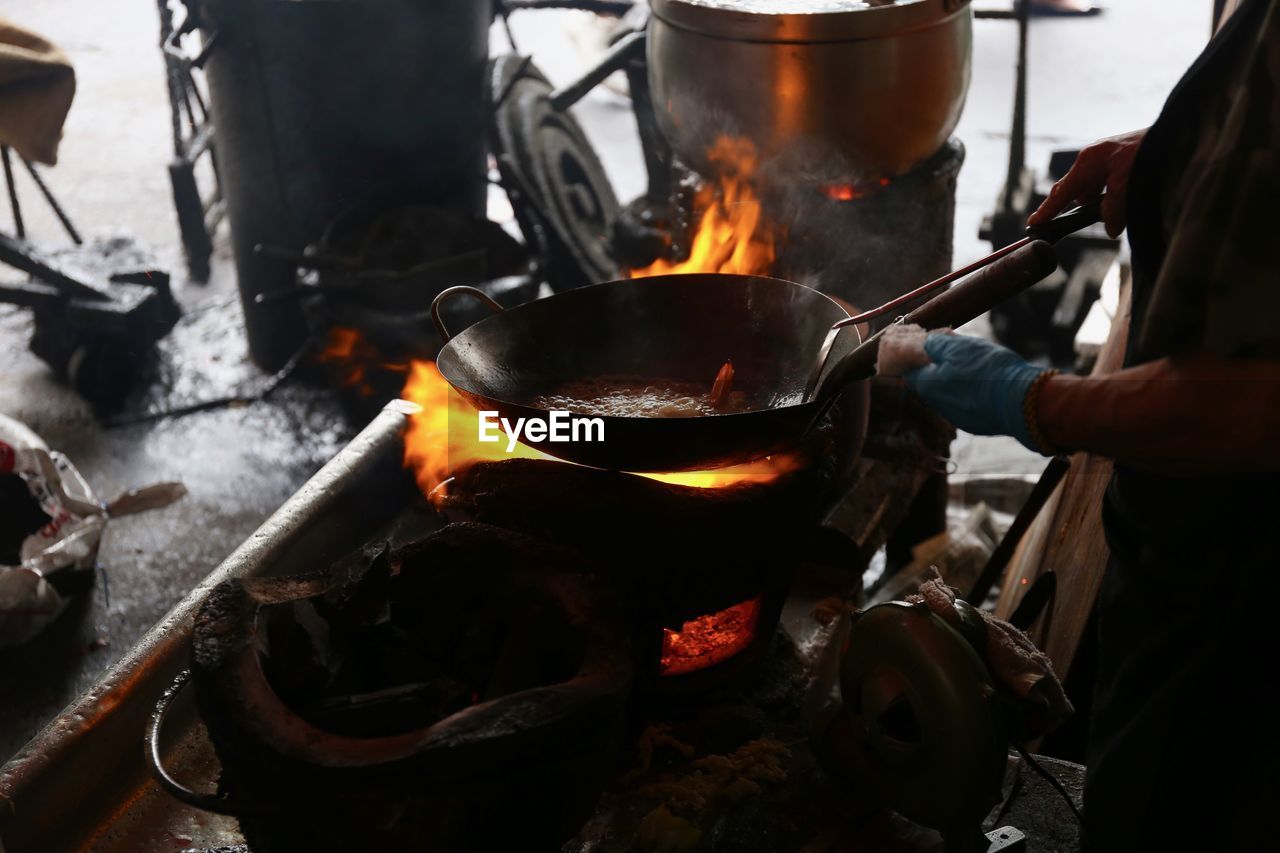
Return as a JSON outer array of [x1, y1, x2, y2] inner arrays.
[[976, 0, 1121, 364], [158, 0, 225, 281], [0, 146, 177, 402]]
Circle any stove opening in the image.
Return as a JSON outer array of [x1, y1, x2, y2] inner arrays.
[[819, 176, 892, 202], [659, 595, 763, 677]]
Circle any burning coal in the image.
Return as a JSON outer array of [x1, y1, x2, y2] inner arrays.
[[659, 596, 762, 677]]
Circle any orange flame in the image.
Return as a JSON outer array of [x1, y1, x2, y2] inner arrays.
[[316, 327, 407, 396], [401, 360, 551, 499], [336, 141, 800, 501], [315, 327, 374, 394], [631, 137, 777, 278], [400, 361, 803, 500]]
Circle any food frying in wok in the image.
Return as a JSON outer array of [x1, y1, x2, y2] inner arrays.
[[530, 361, 749, 418]]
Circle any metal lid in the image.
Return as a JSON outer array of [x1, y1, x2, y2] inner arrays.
[[650, 0, 969, 43]]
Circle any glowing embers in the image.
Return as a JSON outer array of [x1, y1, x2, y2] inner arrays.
[[659, 596, 763, 677], [315, 326, 407, 396], [819, 176, 892, 202]]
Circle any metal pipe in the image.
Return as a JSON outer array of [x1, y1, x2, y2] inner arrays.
[[20, 156, 82, 245], [2, 146, 24, 239], [548, 31, 645, 112], [835, 237, 1031, 329], [1003, 0, 1030, 211]]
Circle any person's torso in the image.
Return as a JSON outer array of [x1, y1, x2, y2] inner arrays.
[[1108, 0, 1280, 574]]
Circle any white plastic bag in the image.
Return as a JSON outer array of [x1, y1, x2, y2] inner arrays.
[[0, 414, 184, 645]]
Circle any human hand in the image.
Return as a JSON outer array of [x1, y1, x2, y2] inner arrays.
[[902, 333, 1050, 453], [1027, 129, 1146, 238]]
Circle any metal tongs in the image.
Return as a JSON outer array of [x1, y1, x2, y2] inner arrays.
[[802, 201, 1103, 403]]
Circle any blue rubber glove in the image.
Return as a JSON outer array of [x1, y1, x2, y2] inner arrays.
[[902, 332, 1049, 453]]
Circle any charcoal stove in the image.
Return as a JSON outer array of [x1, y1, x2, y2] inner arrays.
[[172, 0, 493, 370], [155, 523, 631, 853], [0, 404, 1080, 853], [154, 391, 958, 851], [144, 406, 845, 852], [772, 140, 965, 324], [435, 412, 847, 693]]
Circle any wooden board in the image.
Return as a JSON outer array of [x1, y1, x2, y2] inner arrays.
[[995, 274, 1132, 679]]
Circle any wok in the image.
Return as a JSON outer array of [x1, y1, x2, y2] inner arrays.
[[429, 208, 1095, 472]]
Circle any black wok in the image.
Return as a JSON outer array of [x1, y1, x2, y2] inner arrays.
[[430, 209, 1092, 472]]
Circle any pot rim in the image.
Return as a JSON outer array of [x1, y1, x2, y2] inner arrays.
[[650, 0, 970, 43]]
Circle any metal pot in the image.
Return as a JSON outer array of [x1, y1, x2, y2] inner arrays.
[[648, 0, 973, 182]]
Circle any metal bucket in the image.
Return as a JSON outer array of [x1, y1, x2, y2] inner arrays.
[[192, 0, 491, 369]]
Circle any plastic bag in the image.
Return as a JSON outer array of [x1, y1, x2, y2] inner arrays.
[[0, 414, 185, 646]]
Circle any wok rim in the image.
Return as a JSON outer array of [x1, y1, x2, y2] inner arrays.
[[435, 273, 852, 422]]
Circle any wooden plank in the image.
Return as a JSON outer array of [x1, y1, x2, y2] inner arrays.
[[994, 273, 1132, 678]]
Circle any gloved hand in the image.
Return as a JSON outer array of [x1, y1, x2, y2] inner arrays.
[[902, 332, 1051, 453]]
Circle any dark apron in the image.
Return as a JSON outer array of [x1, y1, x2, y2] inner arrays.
[[1087, 1, 1280, 848]]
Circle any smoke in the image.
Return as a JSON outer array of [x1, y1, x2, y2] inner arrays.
[[757, 141, 964, 322]]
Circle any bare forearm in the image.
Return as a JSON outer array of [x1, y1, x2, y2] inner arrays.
[[1038, 356, 1280, 473]]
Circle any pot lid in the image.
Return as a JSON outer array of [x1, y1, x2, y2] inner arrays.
[[650, 0, 970, 43]]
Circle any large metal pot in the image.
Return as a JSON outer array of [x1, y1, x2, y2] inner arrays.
[[648, 0, 973, 183]]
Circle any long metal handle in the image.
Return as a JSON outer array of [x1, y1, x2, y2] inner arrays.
[[1025, 200, 1102, 243], [832, 201, 1101, 330], [431, 285, 506, 343], [903, 239, 1058, 330]]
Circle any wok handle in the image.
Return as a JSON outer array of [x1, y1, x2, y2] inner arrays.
[[1026, 200, 1102, 244], [816, 240, 1059, 401], [905, 239, 1058, 329], [828, 201, 1100, 333], [431, 285, 505, 344]]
